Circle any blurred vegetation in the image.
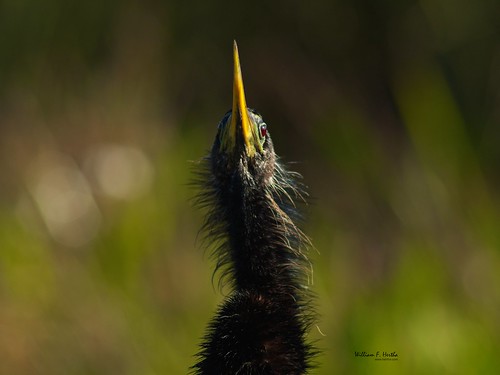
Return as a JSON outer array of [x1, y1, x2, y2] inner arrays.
[[1, 0, 499, 374]]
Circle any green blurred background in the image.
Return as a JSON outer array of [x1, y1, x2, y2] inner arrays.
[[1, 0, 499, 374]]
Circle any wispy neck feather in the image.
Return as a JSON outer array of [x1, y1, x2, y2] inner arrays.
[[198, 155, 311, 293], [192, 153, 316, 374]]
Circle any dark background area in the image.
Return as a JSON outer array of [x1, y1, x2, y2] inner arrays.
[[1, 1, 499, 373]]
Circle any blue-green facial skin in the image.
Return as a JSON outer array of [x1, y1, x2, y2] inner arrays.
[[217, 108, 269, 157], [212, 108, 276, 192]]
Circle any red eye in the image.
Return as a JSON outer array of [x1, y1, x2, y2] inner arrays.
[[259, 124, 267, 138]]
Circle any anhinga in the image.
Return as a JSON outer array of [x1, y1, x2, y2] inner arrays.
[[192, 41, 315, 374]]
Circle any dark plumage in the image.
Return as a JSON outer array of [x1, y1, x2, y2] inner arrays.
[[192, 41, 315, 375]]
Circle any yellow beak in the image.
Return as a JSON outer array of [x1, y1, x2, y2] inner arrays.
[[229, 41, 255, 156]]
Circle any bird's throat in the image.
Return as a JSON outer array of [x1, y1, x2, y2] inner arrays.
[[225, 171, 299, 295]]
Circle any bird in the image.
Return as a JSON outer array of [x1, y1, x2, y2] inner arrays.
[[192, 41, 315, 375]]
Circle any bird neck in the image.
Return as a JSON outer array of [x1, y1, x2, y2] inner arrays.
[[225, 172, 302, 296]]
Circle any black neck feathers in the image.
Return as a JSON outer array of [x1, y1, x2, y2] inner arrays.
[[192, 143, 315, 374]]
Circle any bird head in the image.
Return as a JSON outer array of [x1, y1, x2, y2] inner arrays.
[[211, 41, 276, 187]]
